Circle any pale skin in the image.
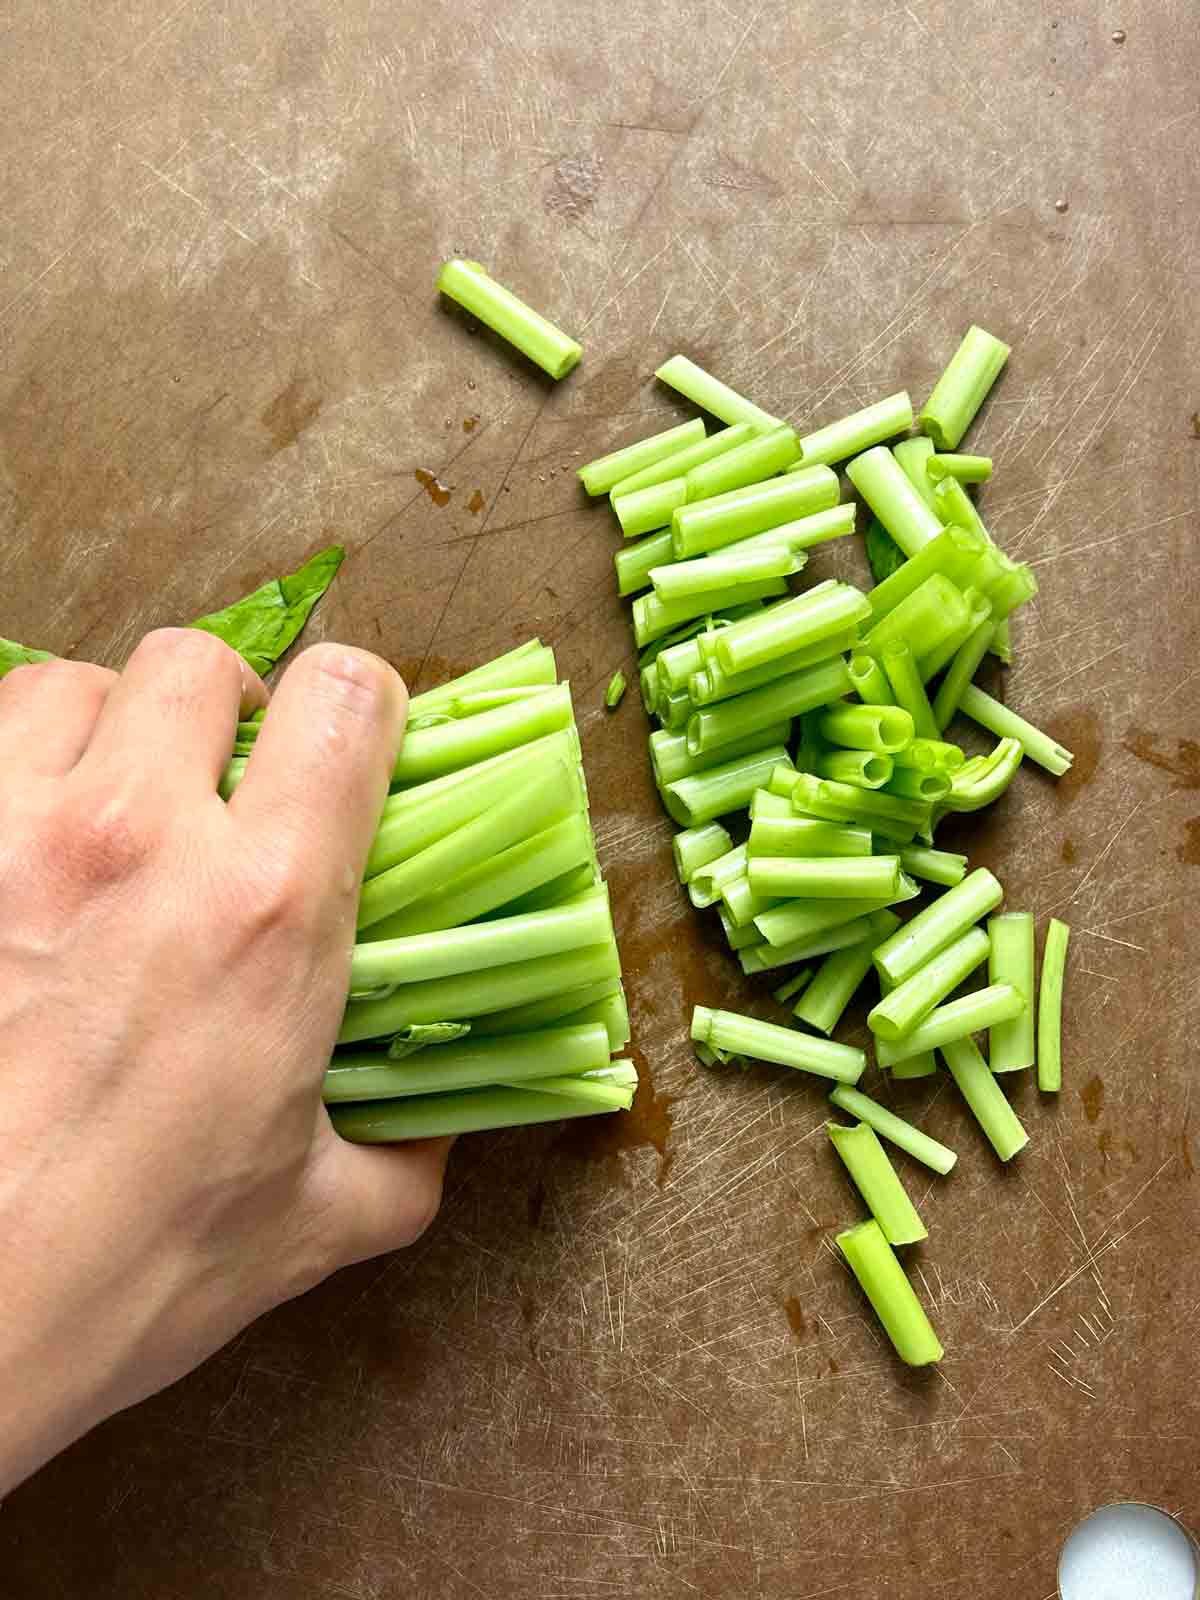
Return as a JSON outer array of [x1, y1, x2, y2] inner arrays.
[[0, 630, 453, 1495]]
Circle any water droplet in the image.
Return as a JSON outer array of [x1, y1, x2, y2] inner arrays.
[[1111, 27, 1126, 42], [415, 467, 452, 507], [1055, 197, 1070, 213], [468, 489, 485, 514], [462, 413, 480, 432], [466, 378, 477, 390]]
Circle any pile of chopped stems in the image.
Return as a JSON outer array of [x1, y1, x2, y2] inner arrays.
[[226, 641, 634, 1141], [583, 330, 1074, 1366]]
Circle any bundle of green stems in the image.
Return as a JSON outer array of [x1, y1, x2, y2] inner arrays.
[[587, 331, 1074, 1367]]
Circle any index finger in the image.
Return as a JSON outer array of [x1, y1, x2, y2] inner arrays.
[[230, 643, 406, 893]]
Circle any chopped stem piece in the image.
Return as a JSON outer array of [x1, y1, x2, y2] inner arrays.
[[614, 478, 689, 538], [892, 738, 965, 774], [846, 446, 944, 556], [792, 771, 931, 836], [605, 671, 627, 709], [828, 1086, 957, 1174], [741, 912, 888, 972], [868, 926, 991, 1040], [932, 619, 997, 730], [616, 529, 676, 597], [685, 425, 800, 500], [919, 324, 1010, 450], [773, 971, 813, 1004], [655, 354, 780, 429], [916, 586, 993, 682], [874, 983, 1025, 1068], [650, 543, 799, 602], [873, 866, 1004, 985], [756, 897, 911, 950], [663, 747, 795, 827], [891, 1054, 938, 1079], [828, 1123, 927, 1245], [880, 640, 939, 740], [720, 875, 781, 927], [324, 1022, 611, 1102], [988, 912, 1036, 1073], [687, 842, 748, 907], [720, 907, 765, 950], [956, 686, 1074, 775], [650, 722, 791, 788], [579, 419, 706, 496], [470, 978, 621, 1037], [673, 822, 734, 884], [848, 653, 895, 706], [1037, 918, 1071, 1093], [942, 1036, 1029, 1161], [836, 1220, 943, 1365], [749, 817, 874, 858], [927, 453, 993, 484], [896, 844, 968, 887], [331, 1074, 635, 1142], [392, 683, 574, 787], [611, 422, 756, 497], [692, 1005, 865, 1084], [672, 469, 840, 557], [792, 391, 913, 468], [733, 504, 858, 554], [794, 913, 901, 1035], [690, 627, 859, 705], [863, 575, 971, 663], [713, 581, 871, 675], [882, 766, 950, 802], [813, 750, 894, 789], [685, 658, 853, 755], [818, 702, 914, 754], [633, 578, 788, 648], [893, 436, 940, 512], [941, 737, 1024, 811], [748, 855, 906, 901], [437, 259, 582, 379]]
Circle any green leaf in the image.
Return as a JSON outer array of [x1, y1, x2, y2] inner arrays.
[[188, 544, 345, 677], [0, 636, 55, 680], [864, 518, 907, 585], [386, 1022, 472, 1060]]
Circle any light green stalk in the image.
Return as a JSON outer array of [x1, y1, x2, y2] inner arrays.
[[932, 620, 997, 730], [672, 469, 840, 557], [818, 702, 914, 754], [748, 817, 874, 858], [650, 543, 799, 602], [896, 844, 968, 887], [663, 747, 795, 827], [323, 1022, 611, 1102], [848, 653, 895, 706], [828, 1086, 957, 1174], [673, 822, 734, 884], [957, 686, 1074, 776], [940, 737, 1024, 811], [813, 750, 893, 789], [828, 1123, 927, 1245], [633, 578, 788, 649], [874, 983, 1025, 1068], [942, 1036, 1029, 1160], [927, 453, 993, 484], [747, 854, 906, 901], [684, 425, 800, 501], [845, 446, 944, 556], [873, 866, 1003, 985], [988, 912, 1036, 1073], [611, 422, 755, 497], [792, 392, 913, 468], [1037, 918, 1071, 1092], [330, 1072, 635, 1142], [868, 926, 990, 1040], [892, 436, 940, 512], [437, 259, 581, 379], [836, 1220, 943, 1365], [615, 528, 676, 597], [919, 324, 1010, 450], [740, 913, 887, 973], [579, 418, 706, 496], [793, 913, 900, 1035], [755, 896, 912, 950], [685, 658, 852, 755], [690, 627, 858, 706], [392, 684, 574, 788], [692, 1005, 865, 1084], [655, 355, 780, 430]]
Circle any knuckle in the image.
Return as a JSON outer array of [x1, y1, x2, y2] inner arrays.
[[131, 627, 242, 684], [301, 644, 401, 724], [43, 785, 157, 888], [1, 657, 116, 699], [238, 846, 321, 936]]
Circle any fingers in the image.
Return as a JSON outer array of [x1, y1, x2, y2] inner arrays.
[[230, 644, 406, 892], [0, 659, 118, 776], [325, 1135, 454, 1267], [79, 629, 267, 794]]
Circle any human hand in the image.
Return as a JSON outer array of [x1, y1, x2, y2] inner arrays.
[[0, 631, 453, 1494]]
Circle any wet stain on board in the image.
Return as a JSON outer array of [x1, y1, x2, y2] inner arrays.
[[415, 467, 452, 506], [1049, 707, 1101, 802], [1081, 1075, 1104, 1123], [1123, 731, 1200, 789], [552, 1042, 676, 1187], [261, 376, 322, 454], [1178, 819, 1200, 864], [467, 489, 485, 515], [1060, 837, 1077, 863], [783, 1296, 807, 1339]]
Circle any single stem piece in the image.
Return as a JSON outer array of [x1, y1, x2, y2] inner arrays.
[[685, 658, 852, 756], [828, 1123, 927, 1245], [611, 422, 756, 497], [408, 640, 558, 720], [690, 628, 858, 706], [1037, 918, 1071, 1093], [941, 737, 1024, 811], [813, 750, 894, 789], [650, 722, 791, 788], [931, 475, 987, 541], [750, 787, 794, 819], [741, 912, 888, 972], [873, 866, 1004, 986], [673, 822, 734, 884], [493, 864, 597, 917], [663, 747, 795, 827], [731, 504, 858, 555], [713, 581, 871, 676], [720, 907, 766, 951], [437, 259, 582, 379], [793, 772, 931, 836], [685, 425, 800, 501], [794, 913, 901, 1035], [916, 587, 993, 682], [470, 978, 622, 1037], [893, 436, 940, 512], [650, 544, 799, 602], [339, 942, 622, 1044], [554, 989, 631, 1051], [957, 686, 1074, 775], [932, 620, 997, 730], [392, 684, 574, 788], [890, 1054, 938, 1079], [773, 971, 812, 1004], [882, 766, 950, 802], [919, 324, 1010, 450], [330, 1074, 635, 1142], [865, 525, 991, 623], [324, 1021, 611, 1102], [868, 926, 990, 1040], [818, 702, 914, 754], [896, 844, 968, 887], [942, 1036, 1029, 1160], [692, 1005, 866, 1084], [755, 896, 912, 950], [880, 640, 939, 741], [748, 855, 906, 901], [748, 816, 873, 858], [927, 453, 993, 484], [633, 578, 788, 648], [892, 738, 965, 774], [614, 478, 689, 538], [578, 419, 706, 496], [655, 354, 780, 430], [828, 1086, 957, 1174], [687, 843, 748, 908], [846, 446, 944, 556], [720, 874, 781, 928], [793, 391, 913, 468], [616, 528, 676, 597], [988, 912, 1036, 1073], [848, 653, 895, 706], [863, 576, 971, 664], [836, 1220, 943, 1365], [605, 671, 627, 709], [657, 686, 695, 732], [875, 984, 1024, 1068], [672, 469, 841, 557]]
